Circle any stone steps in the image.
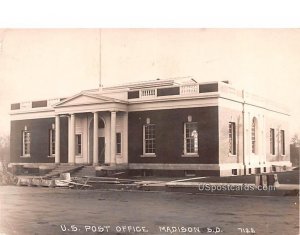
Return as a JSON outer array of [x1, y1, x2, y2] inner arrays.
[[71, 166, 96, 177], [44, 165, 84, 178]]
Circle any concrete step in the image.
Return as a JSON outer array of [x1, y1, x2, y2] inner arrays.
[[44, 165, 84, 178], [72, 166, 96, 177]]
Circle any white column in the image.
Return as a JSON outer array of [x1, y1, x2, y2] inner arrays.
[[105, 116, 111, 164], [69, 114, 76, 165], [55, 115, 60, 164], [123, 112, 128, 164], [110, 111, 116, 165], [93, 112, 99, 165]]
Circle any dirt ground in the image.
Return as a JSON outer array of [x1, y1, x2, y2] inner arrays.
[[0, 186, 299, 235]]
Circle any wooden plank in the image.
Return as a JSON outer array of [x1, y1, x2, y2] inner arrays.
[[81, 176, 139, 183], [58, 179, 92, 187]]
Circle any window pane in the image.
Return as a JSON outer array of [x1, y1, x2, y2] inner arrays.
[[49, 129, 55, 155], [185, 122, 198, 154], [251, 119, 256, 153], [75, 134, 82, 155], [144, 124, 156, 154], [229, 122, 236, 155], [270, 128, 275, 155], [23, 131, 31, 155], [116, 133, 121, 143], [281, 130, 285, 155], [116, 133, 121, 154]]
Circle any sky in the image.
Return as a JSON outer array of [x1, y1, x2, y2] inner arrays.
[[0, 29, 299, 139]]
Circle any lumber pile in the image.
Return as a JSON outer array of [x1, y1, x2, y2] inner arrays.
[[4, 164, 141, 190], [15, 173, 92, 189], [14, 173, 140, 190]]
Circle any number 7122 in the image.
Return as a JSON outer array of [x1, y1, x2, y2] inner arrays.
[[237, 227, 256, 234]]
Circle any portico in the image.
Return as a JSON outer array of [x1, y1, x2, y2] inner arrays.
[[53, 92, 128, 166]]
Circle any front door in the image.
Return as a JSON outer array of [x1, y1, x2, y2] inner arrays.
[[98, 137, 105, 164]]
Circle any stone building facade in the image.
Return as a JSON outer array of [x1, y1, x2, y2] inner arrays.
[[10, 78, 291, 176]]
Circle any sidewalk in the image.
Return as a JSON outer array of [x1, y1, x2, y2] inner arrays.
[[165, 181, 299, 196], [130, 171, 300, 196]]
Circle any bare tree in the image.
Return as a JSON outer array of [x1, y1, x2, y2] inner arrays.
[[290, 134, 300, 167], [291, 134, 299, 145]]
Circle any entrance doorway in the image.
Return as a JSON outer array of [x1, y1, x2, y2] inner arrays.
[[88, 116, 105, 164], [98, 137, 105, 164]]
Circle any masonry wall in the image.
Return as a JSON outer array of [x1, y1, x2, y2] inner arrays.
[[218, 105, 244, 165], [128, 107, 219, 164], [10, 117, 68, 163], [264, 113, 290, 163]]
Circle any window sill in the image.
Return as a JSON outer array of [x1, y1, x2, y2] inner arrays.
[[20, 155, 31, 158], [140, 154, 156, 158], [75, 155, 83, 158], [181, 154, 199, 157], [228, 154, 237, 157], [116, 154, 122, 158], [48, 155, 55, 158]]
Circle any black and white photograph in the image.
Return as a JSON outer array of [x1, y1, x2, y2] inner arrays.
[[0, 2, 299, 235]]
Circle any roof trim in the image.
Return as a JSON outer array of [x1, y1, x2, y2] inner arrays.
[[54, 92, 128, 108]]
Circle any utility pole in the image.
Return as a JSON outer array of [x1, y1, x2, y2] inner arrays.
[[99, 29, 103, 92]]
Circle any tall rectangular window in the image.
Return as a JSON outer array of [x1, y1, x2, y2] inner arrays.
[[229, 122, 236, 155], [143, 124, 156, 154], [75, 134, 82, 155], [22, 130, 31, 156], [49, 129, 55, 156], [116, 132, 121, 154], [184, 122, 198, 154], [280, 130, 285, 155], [270, 128, 275, 155]]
